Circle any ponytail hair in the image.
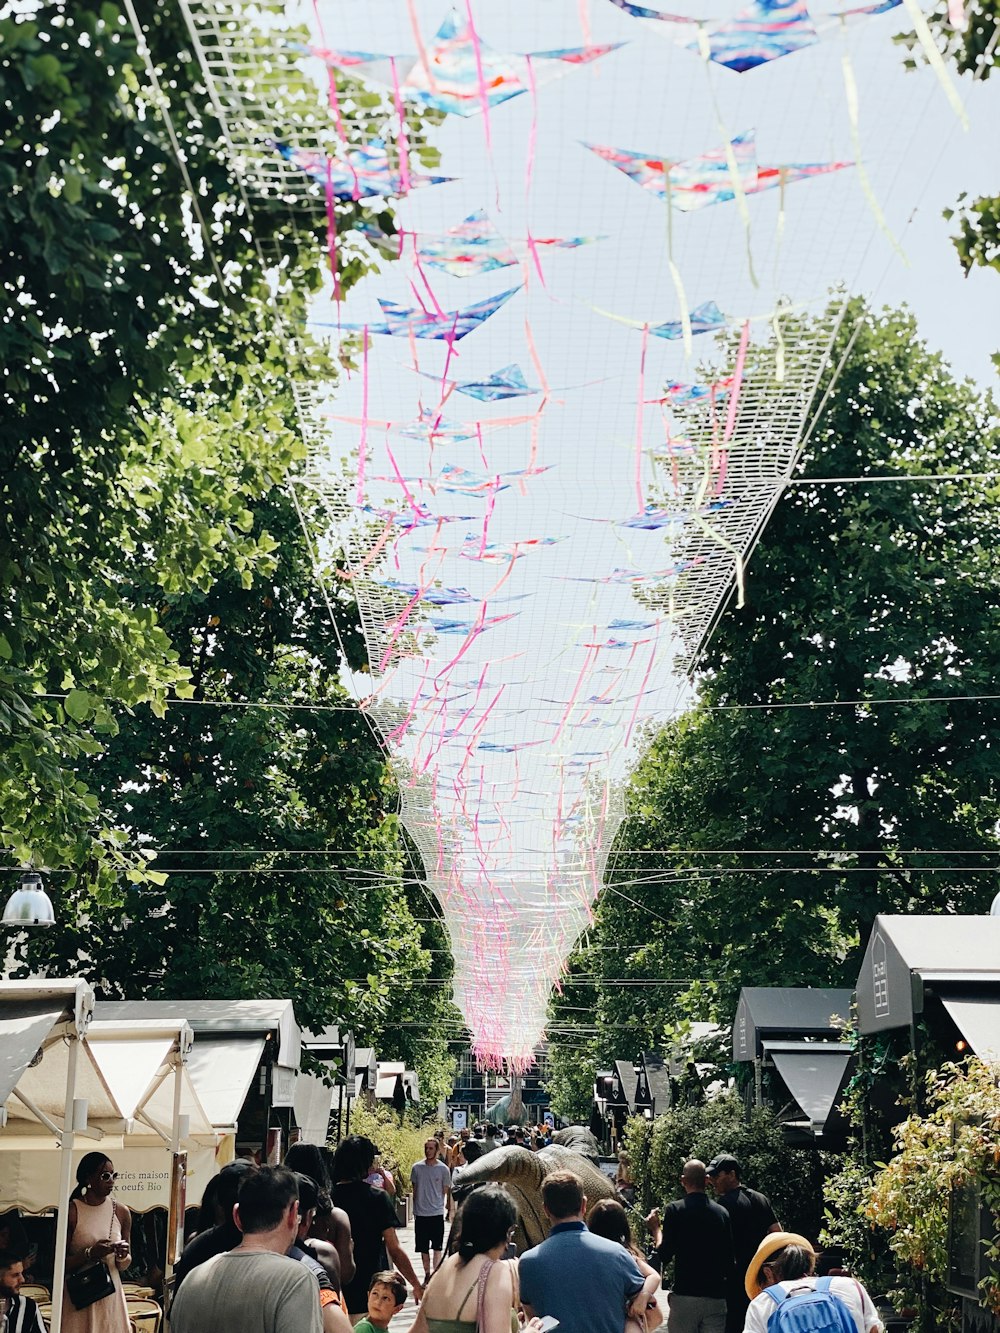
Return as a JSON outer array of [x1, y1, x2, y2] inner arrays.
[[70, 1152, 111, 1202], [455, 1185, 517, 1264]]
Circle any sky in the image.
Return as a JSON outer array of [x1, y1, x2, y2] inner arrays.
[[238, 0, 1000, 1063]]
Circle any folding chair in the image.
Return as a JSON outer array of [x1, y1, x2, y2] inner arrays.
[[124, 1296, 162, 1333]]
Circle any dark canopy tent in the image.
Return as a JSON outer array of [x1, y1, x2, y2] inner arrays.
[[856, 915, 1000, 1060], [732, 987, 853, 1143]]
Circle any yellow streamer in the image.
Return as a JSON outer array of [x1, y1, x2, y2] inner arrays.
[[900, 0, 970, 129], [696, 25, 759, 289], [669, 258, 693, 360], [771, 308, 786, 385], [841, 50, 908, 263]]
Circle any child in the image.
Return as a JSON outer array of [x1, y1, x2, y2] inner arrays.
[[354, 1270, 407, 1332]]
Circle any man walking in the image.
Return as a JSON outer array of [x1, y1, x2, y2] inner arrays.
[[410, 1137, 451, 1282], [647, 1160, 733, 1333], [170, 1166, 322, 1333], [705, 1154, 780, 1333], [520, 1170, 647, 1333]]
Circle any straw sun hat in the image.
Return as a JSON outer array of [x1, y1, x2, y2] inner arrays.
[[744, 1232, 817, 1300]]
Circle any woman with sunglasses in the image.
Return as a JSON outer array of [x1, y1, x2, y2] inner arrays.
[[62, 1153, 132, 1332]]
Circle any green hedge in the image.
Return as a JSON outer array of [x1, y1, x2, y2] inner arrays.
[[625, 1094, 826, 1241]]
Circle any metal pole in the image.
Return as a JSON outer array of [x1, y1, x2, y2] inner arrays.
[[165, 1056, 183, 1284], [50, 1033, 80, 1333]]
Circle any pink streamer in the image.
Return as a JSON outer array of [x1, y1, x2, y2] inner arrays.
[[354, 328, 369, 505], [405, 0, 440, 97], [523, 56, 548, 290], [311, 1, 348, 139], [635, 324, 649, 511], [388, 57, 412, 196], [623, 640, 660, 748], [722, 319, 751, 444], [463, 0, 496, 161], [478, 476, 496, 558]]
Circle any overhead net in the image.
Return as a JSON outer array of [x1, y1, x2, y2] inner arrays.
[[180, 0, 966, 1069]]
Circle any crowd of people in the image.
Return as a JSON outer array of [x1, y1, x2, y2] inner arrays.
[[164, 1136, 884, 1333], [0, 1136, 883, 1333]]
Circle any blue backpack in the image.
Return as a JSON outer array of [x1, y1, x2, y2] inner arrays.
[[765, 1277, 857, 1333]]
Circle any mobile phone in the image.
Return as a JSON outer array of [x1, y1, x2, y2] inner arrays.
[[538, 1318, 560, 1332]]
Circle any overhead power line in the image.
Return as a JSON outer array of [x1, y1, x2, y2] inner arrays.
[[28, 688, 1000, 716]]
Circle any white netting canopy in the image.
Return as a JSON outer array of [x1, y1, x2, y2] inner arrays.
[[179, 0, 970, 1068]]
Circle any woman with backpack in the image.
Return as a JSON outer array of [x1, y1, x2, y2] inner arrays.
[[743, 1234, 883, 1333]]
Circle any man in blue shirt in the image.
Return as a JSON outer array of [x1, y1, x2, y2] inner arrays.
[[520, 1171, 646, 1333]]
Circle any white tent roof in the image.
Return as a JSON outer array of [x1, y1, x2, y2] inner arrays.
[[2, 1019, 214, 1144], [293, 1070, 336, 1145], [0, 981, 93, 1105], [96, 999, 301, 1069], [185, 1034, 265, 1130]]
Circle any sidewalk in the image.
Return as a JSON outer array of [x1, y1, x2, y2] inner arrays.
[[388, 1218, 422, 1333]]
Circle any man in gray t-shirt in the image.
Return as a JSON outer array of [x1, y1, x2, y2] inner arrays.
[[410, 1138, 452, 1281], [171, 1166, 321, 1333]]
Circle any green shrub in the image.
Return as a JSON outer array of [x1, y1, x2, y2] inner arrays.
[[820, 1153, 895, 1298], [346, 1102, 440, 1197], [864, 1060, 1000, 1326], [624, 1094, 825, 1239]]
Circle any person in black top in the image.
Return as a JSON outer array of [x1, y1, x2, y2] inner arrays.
[[330, 1136, 423, 1317], [173, 1160, 258, 1291], [648, 1160, 733, 1333], [705, 1155, 780, 1333]]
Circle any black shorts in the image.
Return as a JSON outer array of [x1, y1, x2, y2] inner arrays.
[[414, 1214, 445, 1253]]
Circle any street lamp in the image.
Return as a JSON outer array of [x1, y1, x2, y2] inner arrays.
[[2, 870, 55, 926]]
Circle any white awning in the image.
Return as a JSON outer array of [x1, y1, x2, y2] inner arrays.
[[185, 1036, 265, 1129], [767, 1045, 851, 1128], [0, 1001, 69, 1105], [88, 1035, 176, 1120], [294, 1071, 335, 1145], [4, 1020, 215, 1143], [0, 1143, 219, 1213], [941, 996, 1000, 1063]]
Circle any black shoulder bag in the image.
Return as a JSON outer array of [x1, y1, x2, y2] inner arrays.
[[66, 1205, 118, 1310]]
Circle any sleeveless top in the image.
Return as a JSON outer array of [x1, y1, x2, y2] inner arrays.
[[424, 1258, 519, 1333]]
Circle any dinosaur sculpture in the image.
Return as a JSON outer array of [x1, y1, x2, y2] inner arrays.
[[453, 1141, 619, 1252], [551, 1125, 602, 1163]]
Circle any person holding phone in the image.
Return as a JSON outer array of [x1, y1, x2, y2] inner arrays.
[[63, 1153, 132, 1333]]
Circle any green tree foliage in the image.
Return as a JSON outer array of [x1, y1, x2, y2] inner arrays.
[[547, 300, 1000, 1081], [625, 1096, 825, 1239], [899, 1, 1000, 300], [0, 0, 389, 891], [8, 486, 459, 1089], [864, 1059, 1000, 1322], [1, 1, 458, 1094]]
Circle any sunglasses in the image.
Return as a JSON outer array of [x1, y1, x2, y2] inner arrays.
[[98, 1172, 118, 1183]]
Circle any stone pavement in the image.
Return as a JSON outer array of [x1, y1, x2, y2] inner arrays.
[[388, 1217, 424, 1333], [383, 1216, 669, 1333]]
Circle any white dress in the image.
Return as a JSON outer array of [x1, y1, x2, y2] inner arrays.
[[62, 1196, 130, 1333]]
